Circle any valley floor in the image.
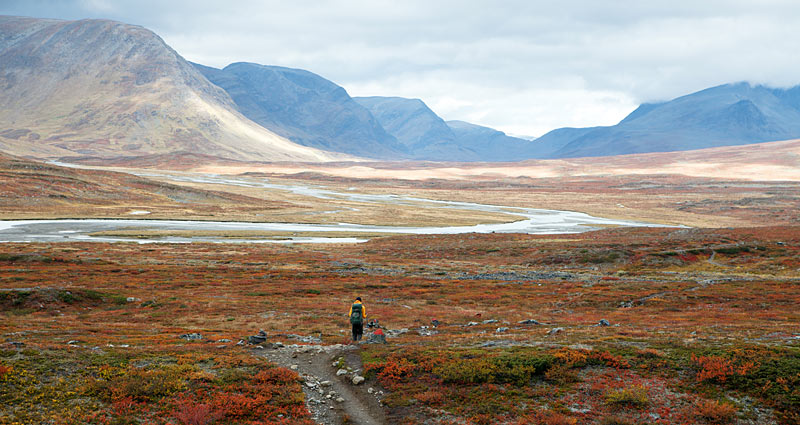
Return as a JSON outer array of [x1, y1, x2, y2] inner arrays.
[[1, 226, 798, 424]]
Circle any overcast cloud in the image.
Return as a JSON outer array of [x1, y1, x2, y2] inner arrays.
[[3, 0, 800, 136]]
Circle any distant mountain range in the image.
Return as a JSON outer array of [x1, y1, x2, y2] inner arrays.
[[533, 82, 800, 158], [2, 15, 800, 164]]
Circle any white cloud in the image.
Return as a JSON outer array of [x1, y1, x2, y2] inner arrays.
[[3, 0, 800, 136]]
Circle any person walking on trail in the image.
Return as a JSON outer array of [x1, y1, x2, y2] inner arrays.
[[349, 297, 366, 342]]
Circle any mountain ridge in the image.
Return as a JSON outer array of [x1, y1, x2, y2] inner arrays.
[[0, 15, 348, 162]]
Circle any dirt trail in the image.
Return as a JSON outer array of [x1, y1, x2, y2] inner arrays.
[[258, 344, 387, 425]]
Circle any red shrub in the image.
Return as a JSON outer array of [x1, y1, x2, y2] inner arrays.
[[693, 399, 737, 424], [0, 364, 11, 379], [692, 355, 735, 383], [589, 351, 630, 369], [173, 399, 222, 425]]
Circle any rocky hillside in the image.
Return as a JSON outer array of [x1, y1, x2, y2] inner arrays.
[[0, 16, 346, 162], [194, 62, 407, 159], [534, 82, 800, 158]]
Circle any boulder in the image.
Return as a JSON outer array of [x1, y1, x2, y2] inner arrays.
[[518, 319, 540, 325], [352, 375, 365, 385], [179, 333, 202, 341]]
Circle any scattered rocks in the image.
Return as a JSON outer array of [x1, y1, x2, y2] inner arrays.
[[547, 327, 564, 335], [179, 333, 202, 341], [495, 327, 509, 333], [351, 375, 365, 385], [518, 319, 540, 325], [217, 339, 231, 343]]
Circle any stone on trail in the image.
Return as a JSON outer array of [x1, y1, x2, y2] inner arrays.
[[336, 369, 348, 376], [352, 375, 365, 385]]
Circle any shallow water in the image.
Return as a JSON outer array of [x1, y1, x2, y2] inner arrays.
[[3, 167, 666, 244]]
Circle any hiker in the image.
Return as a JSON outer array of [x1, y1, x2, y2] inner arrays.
[[348, 297, 366, 342]]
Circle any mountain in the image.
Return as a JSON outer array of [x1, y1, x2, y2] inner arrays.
[[353, 96, 480, 161], [194, 62, 407, 159], [354, 96, 544, 161], [0, 16, 346, 162], [446, 120, 549, 162], [535, 82, 800, 158]]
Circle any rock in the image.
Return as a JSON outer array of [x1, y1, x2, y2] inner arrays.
[[320, 380, 331, 387], [547, 327, 564, 335], [598, 319, 610, 326], [366, 329, 388, 343], [126, 297, 140, 303], [66, 340, 80, 345], [418, 328, 438, 337], [495, 327, 509, 333], [336, 369, 348, 376], [336, 397, 345, 403], [518, 319, 540, 325], [290, 365, 298, 370], [368, 387, 375, 394], [386, 328, 408, 336], [236, 340, 245, 346], [465, 321, 479, 327], [179, 333, 202, 340], [431, 319, 440, 327], [352, 375, 365, 385], [482, 319, 499, 324], [258, 329, 267, 336], [217, 339, 231, 343], [248, 335, 266, 344], [305, 382, 316, 388]]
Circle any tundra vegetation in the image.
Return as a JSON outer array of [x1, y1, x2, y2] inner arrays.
[[0, 226, 798, 424]]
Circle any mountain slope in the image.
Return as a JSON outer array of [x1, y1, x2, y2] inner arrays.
[[535, 82, 800, 158], [0, 16, 346, 162], [194, 62, 407, 159], [354, 96, 480, 160]]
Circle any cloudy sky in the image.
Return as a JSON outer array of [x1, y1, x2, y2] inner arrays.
[[3, 0, 800, 137]]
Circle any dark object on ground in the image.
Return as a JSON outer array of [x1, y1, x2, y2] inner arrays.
[[248, 334, 267, 344], [519, 319, 540, 325], [598, 319, 611, 326], [179, 333, 202, 340], [366, 319, 380, 328], [431, 319, 440, 327]]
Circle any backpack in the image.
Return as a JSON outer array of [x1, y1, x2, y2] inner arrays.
[[350, 303, 363, 325]]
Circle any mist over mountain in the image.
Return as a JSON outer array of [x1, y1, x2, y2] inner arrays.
[[194, 62, 407, 159], [534, 82, 800, 158], [0, 16, 344, 162]]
